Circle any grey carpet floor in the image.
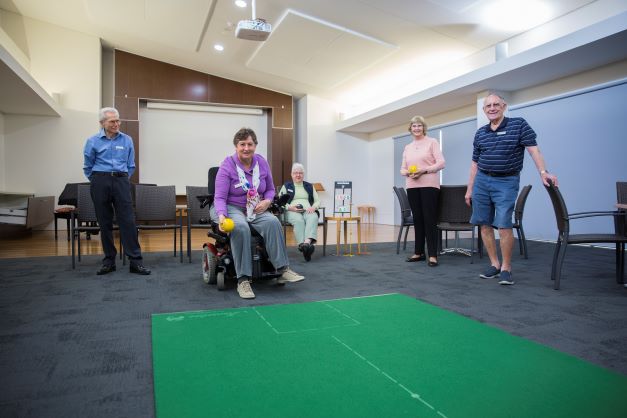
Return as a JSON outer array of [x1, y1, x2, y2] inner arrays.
[[1, 240, 626, 418]]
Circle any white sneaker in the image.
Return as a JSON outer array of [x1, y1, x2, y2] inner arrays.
[[277, 268, 305, 284], [237, 280, 255, 299]]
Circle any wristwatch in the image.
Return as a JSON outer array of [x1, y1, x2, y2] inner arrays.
[[540, 169, 548, 175]]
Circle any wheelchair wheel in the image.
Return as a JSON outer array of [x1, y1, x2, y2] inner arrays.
[[202, 246, 217, 285], [216, 271, 226, 290]]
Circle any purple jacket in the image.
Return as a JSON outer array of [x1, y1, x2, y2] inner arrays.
[[214, 153, 276, 217]]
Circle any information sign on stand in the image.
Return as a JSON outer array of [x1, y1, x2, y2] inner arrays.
[[333, 181, 352, 216]]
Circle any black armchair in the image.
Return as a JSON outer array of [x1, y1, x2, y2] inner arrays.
[[134, 185, 183, 262], [281, 206, 327, 257], [392, 186, 414, 254], [436, 185, 481, 263], [513, 185, 532, 259], [544, 179, 626, 289]]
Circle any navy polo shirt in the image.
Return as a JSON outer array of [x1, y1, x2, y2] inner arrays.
[[472, 117, 537, 174]]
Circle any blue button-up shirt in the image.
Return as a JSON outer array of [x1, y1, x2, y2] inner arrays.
[[83, 129, 136, 179]]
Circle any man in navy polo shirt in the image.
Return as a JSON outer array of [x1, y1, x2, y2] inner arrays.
[[465, 94, 557, 285], [83, 107, 150, 276]]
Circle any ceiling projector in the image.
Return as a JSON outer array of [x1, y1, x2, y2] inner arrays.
[[235, 19, 272, 41]]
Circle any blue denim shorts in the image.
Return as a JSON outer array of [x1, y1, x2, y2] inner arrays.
[[470, 171, 519, 228]]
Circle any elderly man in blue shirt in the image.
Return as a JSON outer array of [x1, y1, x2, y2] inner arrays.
[[465, 94, 557, 286], [83, 107, 150, 275]]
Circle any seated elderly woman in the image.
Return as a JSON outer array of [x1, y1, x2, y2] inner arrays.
[[210, 127, 305, 299], [278, 163, 321, 262]]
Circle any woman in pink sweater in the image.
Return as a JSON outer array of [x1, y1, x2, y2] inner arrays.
[[400, 116, 446, 267]]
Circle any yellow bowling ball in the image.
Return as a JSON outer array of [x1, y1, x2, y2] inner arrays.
[[221, 217, 235, 233], [408, 165, 418, 173]]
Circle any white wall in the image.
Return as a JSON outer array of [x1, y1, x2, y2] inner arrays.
[[1, 13, 101, 229], [366, 135, 395, 224], [0, 11, 30, 72], [294, 95, 307, 166], [138, 106, 268, 194], [298, 95, 372, 217]]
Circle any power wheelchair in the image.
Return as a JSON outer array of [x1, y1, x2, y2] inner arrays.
[[198, 167, 290, 290]]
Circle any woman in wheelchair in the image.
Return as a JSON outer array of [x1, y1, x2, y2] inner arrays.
[[278, 163, 321, 261], [210, 128, 305, 299]]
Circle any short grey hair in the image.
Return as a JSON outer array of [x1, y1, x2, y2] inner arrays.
[[484, 93, 507, 105], [99, 107, 119, 122], [291, 163, 305, 174]]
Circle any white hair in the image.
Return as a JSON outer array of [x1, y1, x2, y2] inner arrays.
[[99, 107, 120, 122], [291, 162, 305, 173]]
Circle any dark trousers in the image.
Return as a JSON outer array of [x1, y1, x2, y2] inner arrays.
[[407, 187, 439, 258], [90, 176, 142, 266]]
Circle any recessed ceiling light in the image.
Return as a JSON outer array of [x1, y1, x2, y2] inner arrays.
[[214, 44, 224, 52], [235, 0, 247, 8]]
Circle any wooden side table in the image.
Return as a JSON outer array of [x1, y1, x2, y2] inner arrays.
[[356, 205, 375, 223], [324, 215, 362, 255], [54, 206, 75, 241]]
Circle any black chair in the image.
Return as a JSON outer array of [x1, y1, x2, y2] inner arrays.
[[617, 181, 627, 207], [134, 185, 183, 262], [512, 185, 532, 259], [186, 185, 211, 263], [131, 183, 157, 208], [281, 206, 327, 257], [70, 185, 122, 269], [55, 182, 90, 240], [617, 182, 627, 271], [544, 179, 626, 290], [436, 185, 480, 263], [392, 186, 414, 254]]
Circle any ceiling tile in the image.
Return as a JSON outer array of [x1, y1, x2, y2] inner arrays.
[[247, 10, 398, 89]]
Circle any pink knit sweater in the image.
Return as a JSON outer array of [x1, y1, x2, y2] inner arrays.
[[400, 136, 446, 189]]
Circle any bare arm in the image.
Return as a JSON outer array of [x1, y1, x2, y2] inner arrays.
[[526, 146, 558, 187], [465, 161, 478, 206]]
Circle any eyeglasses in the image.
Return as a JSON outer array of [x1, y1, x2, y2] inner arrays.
[[484, 103, 503, 109]]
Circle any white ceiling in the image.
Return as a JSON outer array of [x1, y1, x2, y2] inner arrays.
[[1, 0, 626, 129]]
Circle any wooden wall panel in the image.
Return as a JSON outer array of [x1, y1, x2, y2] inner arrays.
[[115, 52, 208, 102], [152, 60, 208, 102], [269, 127, 293, 187], [208, 76, 292, 129], [113, 50, 293, 183], [114, 60, 129, 96], [273, 99, 293, 129], [115, 96, 138, 120], [208, 75, 244, 105]]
